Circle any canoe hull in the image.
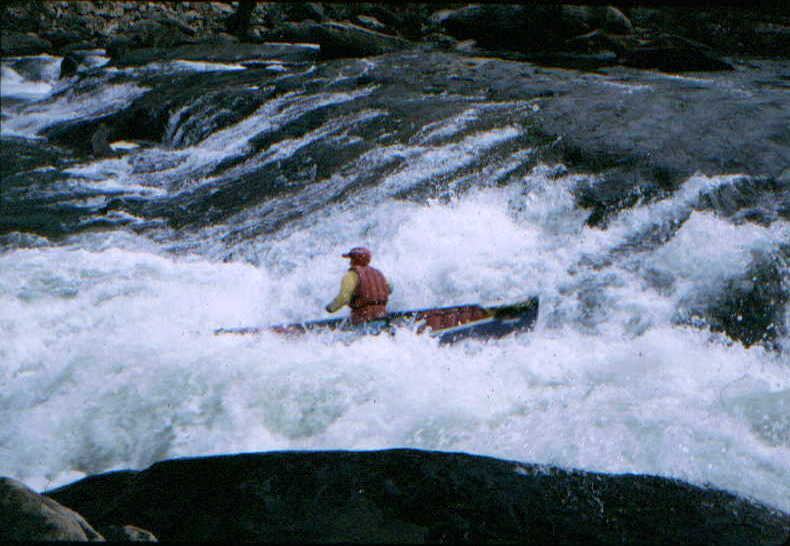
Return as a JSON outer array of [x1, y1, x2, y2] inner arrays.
[[215, 297, 539, 344]]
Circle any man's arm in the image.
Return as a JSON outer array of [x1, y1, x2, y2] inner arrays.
[[325, 270, 358, 313]]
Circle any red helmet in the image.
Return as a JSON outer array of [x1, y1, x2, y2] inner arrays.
[[342, 246, 371, 266]]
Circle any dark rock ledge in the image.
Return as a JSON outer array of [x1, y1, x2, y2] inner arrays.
[[3, 449, 789, 543], [2, 2, 788, 72]]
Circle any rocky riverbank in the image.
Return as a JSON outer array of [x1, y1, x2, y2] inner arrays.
[[2, 449, 789, 543], [2, 2, 789, 72]]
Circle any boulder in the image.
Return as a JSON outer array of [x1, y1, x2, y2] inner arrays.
[[559, 30, 735, 72], [618, 33, 734, 72], [434, 4, 633, 54], [314, 21, 413, 59], [0, 476, 104, 541], [105, 17, 195, 58], [59, 52, 81, 79], [91, 123, 114, 157], [45, 449, 790, 544], [39, 470, 140, 527], [279, 2, 327, 24], [626, 7, 790, 57], [678, 242, 789, 348], [224, 0, 257, 37], [265, 21, 413, 60], [39, 29, 93, 50], [431, 4, 537, 51], [601, 6, 635, 35]]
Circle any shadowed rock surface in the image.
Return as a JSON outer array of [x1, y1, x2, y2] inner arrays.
[[2, 2, 788, 67], [37, 48, 790, 226], [0, 477, 104, 541], [45, 449, 790, 544]]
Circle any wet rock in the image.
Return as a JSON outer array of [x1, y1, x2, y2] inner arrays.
[[354, 15, 389, 33], [43, 116, 119, 157], [40, 29, 93, 51], [224, 0, 257, 37], [42, 69, 273, 156], [59, 52, 81, 79], [98, 524, 157, 542], [312, 21, 414, 59], [0, 136, 70, 180], [325, 4, 410, 34], [44, 449, 790, 544], [564, 29, 624, 54], [38, 45, 787, 235], [110, 41, 319, 67], [105, 17, 195, 58], [1, 31, 51, 56], [105, 34, 135, 59], [601, 6, 635, 35], [626, 7, 790, 58], [91, 123, 114, 157], [38, 470, 140, 526], [431, 4, 540, 52], [434, 4, 634, 54], [256, 20, 316, 44], [533, 28, 734, 72], [0, 476, 104, 541], [264, 20, 413, 59], [279, 2, 327, 24], [558, 5, 633, 37], [704, 250, 788, 348], [619, 34, 734, 72], [694, 175, 789, 226], [423, 32, 460, 50], [5, 55, 60, 81]]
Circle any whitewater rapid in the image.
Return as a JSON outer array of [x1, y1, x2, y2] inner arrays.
[[1, 54, 788, 515], [2, 182, 788, 512]]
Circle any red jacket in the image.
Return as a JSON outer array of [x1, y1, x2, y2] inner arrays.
[[349, 265, 389, 324]]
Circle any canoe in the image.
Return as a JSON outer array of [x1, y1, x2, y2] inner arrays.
[[214, 296, 539, 344]]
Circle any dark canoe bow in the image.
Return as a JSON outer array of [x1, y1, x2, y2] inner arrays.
[[214, 296, 539, 344]]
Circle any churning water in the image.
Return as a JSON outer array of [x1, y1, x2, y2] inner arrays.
[[1, 52, 788, 514]]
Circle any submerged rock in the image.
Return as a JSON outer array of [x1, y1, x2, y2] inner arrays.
[[44, 449, 790, 544], [687, 248, 789, 349]]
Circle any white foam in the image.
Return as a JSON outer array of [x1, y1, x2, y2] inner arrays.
[[0, 65, 57, 101], [1, 81, 149, 138], [0, 136, 787, 515], [4, 237, 786, 510]]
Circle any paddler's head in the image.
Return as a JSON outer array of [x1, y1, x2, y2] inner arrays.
[[342, 247, 371, 267]]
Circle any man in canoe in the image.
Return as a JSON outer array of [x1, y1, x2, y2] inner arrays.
[[325, 247, 392, 324]]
